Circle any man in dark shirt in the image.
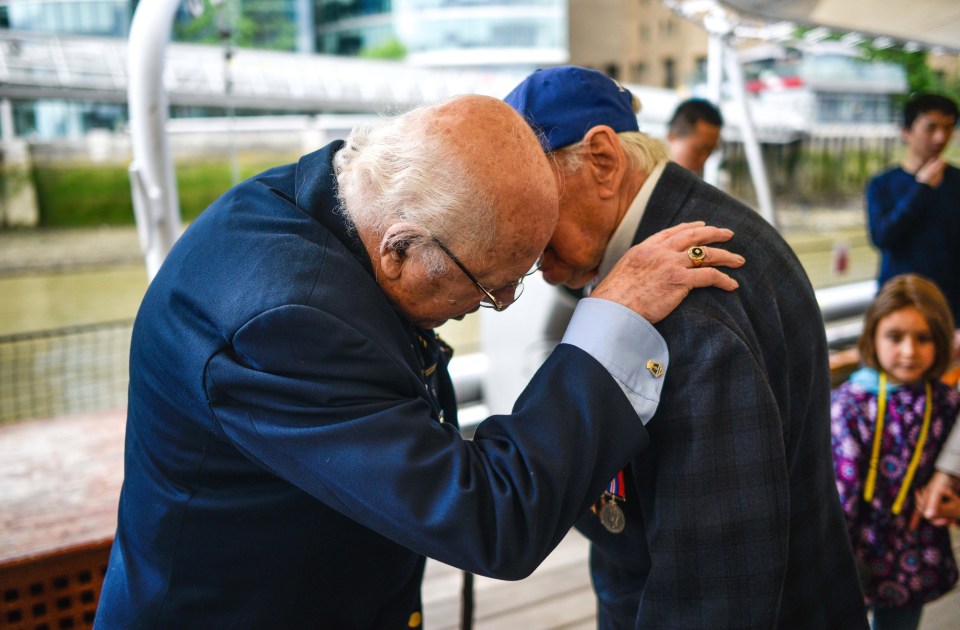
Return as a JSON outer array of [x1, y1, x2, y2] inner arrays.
[[867, 93, 960, 323]]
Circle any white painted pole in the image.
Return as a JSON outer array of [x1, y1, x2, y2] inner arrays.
[[703, 31, 724, 187], [127, 0, 183, 280], [722, 40, 776, 227]]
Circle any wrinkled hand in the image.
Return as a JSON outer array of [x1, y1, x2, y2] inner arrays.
[[910, 471, 960, 530], [916, 157, 946, 188], [590, 221, 744, 324]]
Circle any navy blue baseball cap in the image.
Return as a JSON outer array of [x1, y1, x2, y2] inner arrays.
[[504, 65, 640, 152]]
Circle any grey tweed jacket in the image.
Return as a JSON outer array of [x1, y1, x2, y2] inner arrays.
[[577, 163, 868, 629]]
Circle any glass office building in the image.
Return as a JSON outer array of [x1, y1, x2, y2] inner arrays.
[[0, 0, 131, 37], [316, 0, 567, 70]]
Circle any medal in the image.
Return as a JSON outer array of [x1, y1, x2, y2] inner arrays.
[[599, 499, 625, 533], [592, 469, 627, 533]]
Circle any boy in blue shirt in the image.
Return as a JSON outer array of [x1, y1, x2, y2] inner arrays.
[[866, 93, 960, 324]]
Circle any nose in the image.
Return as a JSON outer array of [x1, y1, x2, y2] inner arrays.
[[486, 286, 519, 311], [537, 249, 559, 274], [900, 337, 917, 356], [933, 126, 951, 146]]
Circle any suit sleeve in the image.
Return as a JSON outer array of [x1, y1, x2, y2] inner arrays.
[[203, 303, 649, 580], [866, 174, 934, 250], [636, 313, 790, 627], [936, 413, 960, 476]]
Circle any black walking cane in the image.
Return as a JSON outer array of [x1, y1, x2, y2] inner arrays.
[[460, 570, 474, 630]]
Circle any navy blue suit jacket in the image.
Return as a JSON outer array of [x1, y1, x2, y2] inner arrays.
[[866, 164, 960, 322], [577, 164, 868, 628], [96, 142, 651, 628]]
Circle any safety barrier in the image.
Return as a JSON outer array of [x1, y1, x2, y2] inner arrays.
[[0, 320, 131, 426]]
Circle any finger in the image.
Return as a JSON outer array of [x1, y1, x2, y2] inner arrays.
[[684, 246, 745, 270], [664, 225, 735, 250], [909, 508, 922, 531], [924, 493, 947, 519], [641, 221, 708, 246], [681, 267, 740, 292]]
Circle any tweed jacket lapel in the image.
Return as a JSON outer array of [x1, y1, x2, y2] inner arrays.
[[631, 162, 699, 246]]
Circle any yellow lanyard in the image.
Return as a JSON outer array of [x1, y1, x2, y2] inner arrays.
[[863, 372, 933, 515]]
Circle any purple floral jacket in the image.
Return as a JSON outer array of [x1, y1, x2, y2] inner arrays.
[[831, 368, 960, 609]]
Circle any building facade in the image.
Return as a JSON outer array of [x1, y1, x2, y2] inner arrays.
[[568, 0, 707, 89]]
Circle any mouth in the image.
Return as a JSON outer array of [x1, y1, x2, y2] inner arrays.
[[540, 266, 597, 290], [894, 365, 921, 375]]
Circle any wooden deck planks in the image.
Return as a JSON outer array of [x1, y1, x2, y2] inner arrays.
[[423, 529, 597, 630]]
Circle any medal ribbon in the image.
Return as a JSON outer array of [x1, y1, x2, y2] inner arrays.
[[605, 470, 626, 501], [862, 371, 933, 515], [416, 331, 452, 424]]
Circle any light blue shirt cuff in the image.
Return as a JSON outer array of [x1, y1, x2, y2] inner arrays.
[[561, 297, 668, 425]]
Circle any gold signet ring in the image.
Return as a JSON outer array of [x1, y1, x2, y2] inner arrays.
[[687, 246, 706, 267]]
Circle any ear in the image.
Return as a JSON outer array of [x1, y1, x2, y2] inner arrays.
[[582, 125, 627, 200], [378, 221, 427, 281]]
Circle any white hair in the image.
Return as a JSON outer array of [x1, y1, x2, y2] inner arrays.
[[334, 103, 500, 276], [552, 130, 668, 176]]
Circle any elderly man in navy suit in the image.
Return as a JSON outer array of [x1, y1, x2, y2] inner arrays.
[[94, 94, 744, 628], [505, 66, 868, 628]]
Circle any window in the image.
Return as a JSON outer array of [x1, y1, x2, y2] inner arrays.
[[663, 57, 675, 88]]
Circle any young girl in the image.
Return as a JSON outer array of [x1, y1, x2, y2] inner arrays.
[[832, 273, 960, 630]]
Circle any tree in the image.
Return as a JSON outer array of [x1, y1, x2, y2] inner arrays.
[[360, 37, 407, 61], [174, 0, 295, 51]]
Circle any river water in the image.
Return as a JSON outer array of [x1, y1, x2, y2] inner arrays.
[[1, 265, 147, 336]]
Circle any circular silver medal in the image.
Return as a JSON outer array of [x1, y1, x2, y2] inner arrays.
[[599, 501, 625, 534]]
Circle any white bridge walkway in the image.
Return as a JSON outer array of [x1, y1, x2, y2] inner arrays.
[[0, 28, 524, 112]]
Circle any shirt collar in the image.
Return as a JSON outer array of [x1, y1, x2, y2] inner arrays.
[[596, 160, 668, 283]]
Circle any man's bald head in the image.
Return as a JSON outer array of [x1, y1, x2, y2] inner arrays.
[[336, 94, 556, 273], [335, 94, 558, 327]]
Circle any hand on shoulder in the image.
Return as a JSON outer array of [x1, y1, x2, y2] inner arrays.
[[590, 221, 744, 324]]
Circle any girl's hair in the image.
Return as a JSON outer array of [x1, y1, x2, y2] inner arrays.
[[858, 274, 956, 379]]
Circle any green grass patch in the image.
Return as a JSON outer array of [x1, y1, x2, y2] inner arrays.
[[30, 152, 299, 228]]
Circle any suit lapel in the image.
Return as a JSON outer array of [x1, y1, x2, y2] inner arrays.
[[631, 162, 697, 246]]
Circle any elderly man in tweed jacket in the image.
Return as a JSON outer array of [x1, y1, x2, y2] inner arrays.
[[505, 66, 868, 628]]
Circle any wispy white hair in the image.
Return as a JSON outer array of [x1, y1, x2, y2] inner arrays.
[[334, 102, 500, 276], [553, 130, 668, 176]]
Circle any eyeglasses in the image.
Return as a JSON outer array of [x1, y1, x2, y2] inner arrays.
[[432, 237, 539, 311]]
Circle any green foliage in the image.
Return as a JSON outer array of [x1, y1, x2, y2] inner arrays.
[[790, 26, 960, 105], [30, 153, 299, 228], [32, 164, 134, 226], [174, 0, 296, 51], [360, 37, 407, 60], [859, 45, 960, 105], [722, 136, 906, 205]]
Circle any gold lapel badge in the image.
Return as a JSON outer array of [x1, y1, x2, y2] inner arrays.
[[645, 360, 664, 378]]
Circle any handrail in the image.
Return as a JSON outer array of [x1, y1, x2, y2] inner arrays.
[[817, 279, 876, 348], [127, 0, 183, 280]]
